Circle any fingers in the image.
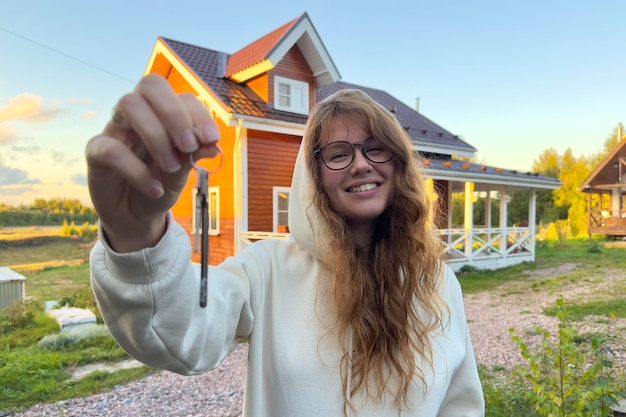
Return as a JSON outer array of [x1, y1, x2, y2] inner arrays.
[[110, 74, 220, 174], [86, 135, 165, 199]]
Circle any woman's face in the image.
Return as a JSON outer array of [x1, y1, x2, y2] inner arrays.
[[318, 116, 395, 229]]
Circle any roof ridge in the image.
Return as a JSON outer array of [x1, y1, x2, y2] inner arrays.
[[225, 14, 304, 77]]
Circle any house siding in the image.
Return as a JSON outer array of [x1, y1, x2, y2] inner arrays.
[[247, 131, 301, 232], [172, 117, 237, 265], [247, 73, 269, 102], [268, 45, 316, 110]]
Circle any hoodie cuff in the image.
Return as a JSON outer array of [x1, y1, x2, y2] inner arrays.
[[97, 212, 190, 285]]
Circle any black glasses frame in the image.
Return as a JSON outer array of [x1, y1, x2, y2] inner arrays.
[[313, 136, 393, 171]]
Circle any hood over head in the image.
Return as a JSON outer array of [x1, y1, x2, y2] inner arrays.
[[288, 143, 328, 259]]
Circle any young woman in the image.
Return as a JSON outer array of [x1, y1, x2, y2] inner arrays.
[[87, 74, 484, 416]]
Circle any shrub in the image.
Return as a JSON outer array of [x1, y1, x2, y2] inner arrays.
[[509, 297, 623, 417], [38, 324, 111, 350], [0, 299, 40, 332]]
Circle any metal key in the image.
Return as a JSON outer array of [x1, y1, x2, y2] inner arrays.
[[193, 166, 209, 308], [189, 131, 224, 309]]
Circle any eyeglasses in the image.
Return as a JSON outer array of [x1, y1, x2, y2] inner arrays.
[[314, 136, 393, 171]]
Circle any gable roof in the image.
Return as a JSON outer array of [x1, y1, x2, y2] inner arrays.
[[160, 37, 310, 125], [158, 38, 477, 157], [225, 12, 340, 86], [579, 139, 626, 192]]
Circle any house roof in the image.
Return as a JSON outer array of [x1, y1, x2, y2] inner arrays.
[[161, 37, 310, 125], [317, 82, 477, 158], [579, 139, 626, 192], [159, 38, 477, 157], [224, 12, 340, 86]]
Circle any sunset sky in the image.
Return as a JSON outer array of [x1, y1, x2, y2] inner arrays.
[[2, 1, 626, 206]]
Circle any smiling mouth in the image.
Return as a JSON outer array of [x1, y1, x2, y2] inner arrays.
[[348, 183, 378, 193]]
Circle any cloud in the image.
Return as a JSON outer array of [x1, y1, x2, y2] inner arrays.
[[50, 150, 79, 166], [0, 157, 41, 186], [0, 93, 64, 124], [0, 124, 16, 144], [0, 184, 38, 197], [0, 162, 28, 185], [70, 173, 87, 186], [82, 111, 96, 119]]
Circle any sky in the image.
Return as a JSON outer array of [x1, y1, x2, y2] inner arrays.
[[2, 1, 626, 207]]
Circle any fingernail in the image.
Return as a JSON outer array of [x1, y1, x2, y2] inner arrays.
[[202, 123, 220, 143], [148, 181, 165, 199], [162, 153, 181, 173], [180, 128, 199, 152]]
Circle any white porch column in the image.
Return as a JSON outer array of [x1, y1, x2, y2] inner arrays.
[[528, 189, 537, 260], [447, 181, 453, 229], [612, 189, 620, 217], [499, 187, 508, 255], [485, 191, 492, 228], [464, 182, 474, 257]]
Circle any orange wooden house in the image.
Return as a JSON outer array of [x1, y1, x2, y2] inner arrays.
[[142, 12, 560, 271]]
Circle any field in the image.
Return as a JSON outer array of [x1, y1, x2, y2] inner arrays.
[[0, 228, 154, 414], [0, 227, 94, 302]]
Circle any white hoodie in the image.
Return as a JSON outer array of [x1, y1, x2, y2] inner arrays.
[[90, 146, 485, 417]]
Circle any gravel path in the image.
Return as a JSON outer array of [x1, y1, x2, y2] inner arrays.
[[8, 263, 626, 417]]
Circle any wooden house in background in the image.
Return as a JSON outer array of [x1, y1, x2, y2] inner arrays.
[[142, 12, 560, 271], [579, 124, 626, 238]]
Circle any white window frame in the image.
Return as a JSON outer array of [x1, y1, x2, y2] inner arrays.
[[274, 76, 309, 115], [192, 186, 220, 236], [273, 186, 291, 233]]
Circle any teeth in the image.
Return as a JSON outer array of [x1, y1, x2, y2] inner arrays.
[[349, 183, 377, 193]]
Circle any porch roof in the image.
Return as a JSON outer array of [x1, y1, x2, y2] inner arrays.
[[424, 158, 561, 191], [579, 139, 626, 192]]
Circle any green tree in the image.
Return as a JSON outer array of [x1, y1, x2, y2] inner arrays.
[[554, 149, 593, 236]]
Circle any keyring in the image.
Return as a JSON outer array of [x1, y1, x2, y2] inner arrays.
[[188, 130, 224, 174]]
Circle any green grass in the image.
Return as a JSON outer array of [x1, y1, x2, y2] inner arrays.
[[0, 233, 156, 414], [24, 263, 91, 302], [544, 298, 626, 321], [458, 238, 626, 294], [3, 234, 626, 415]]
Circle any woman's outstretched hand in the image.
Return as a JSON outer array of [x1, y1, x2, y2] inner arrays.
[[85, 74, 220, 252]]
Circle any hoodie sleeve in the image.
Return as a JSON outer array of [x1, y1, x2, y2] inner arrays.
[[90, 214, 256, 376], [437, 265, 485, 417]]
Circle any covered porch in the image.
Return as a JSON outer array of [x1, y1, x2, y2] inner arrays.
[[579, 125, 626, 239], [425, 158, 560, 272], [434, 179, 537, 272]]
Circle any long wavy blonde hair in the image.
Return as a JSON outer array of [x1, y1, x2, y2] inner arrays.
[[303, 89, 447, 414]]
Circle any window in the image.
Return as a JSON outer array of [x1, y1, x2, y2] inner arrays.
[[273, 186, 291, 233], [192, 186, 220, 236], [274, 76, 309, 115]]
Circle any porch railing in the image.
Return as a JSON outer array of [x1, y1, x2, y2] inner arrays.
[[437, 226, 534, 268], [241, 231, 290, 246], [241, 226, 534, 270]]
